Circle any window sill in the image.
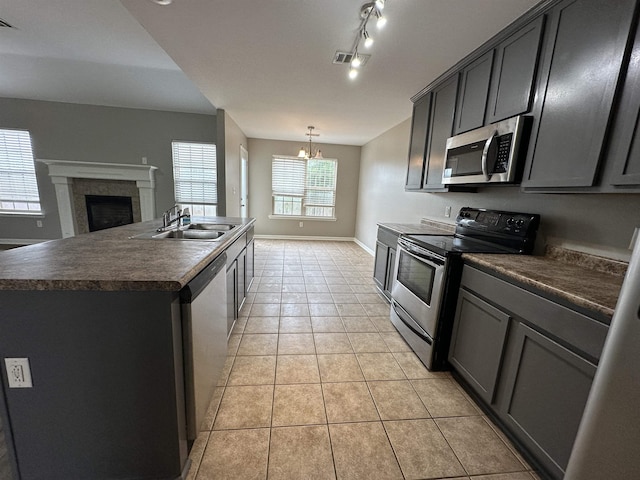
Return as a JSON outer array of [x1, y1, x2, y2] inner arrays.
[[0, 212, 44, 218], [268, 215, 336, 222]]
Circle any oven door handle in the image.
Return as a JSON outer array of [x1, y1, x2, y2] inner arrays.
[[391, 300, 433, 345], [397, 243, 446, 269]]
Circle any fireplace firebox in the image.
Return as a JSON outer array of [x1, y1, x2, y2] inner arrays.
[[85, 195, 134, 232]]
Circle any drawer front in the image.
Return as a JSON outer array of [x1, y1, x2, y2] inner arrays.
[[461, 265, 608, 362], [377, 227, 400, 248]]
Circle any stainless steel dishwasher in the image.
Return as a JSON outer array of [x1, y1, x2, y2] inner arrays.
[[180, 252, 228, 445]]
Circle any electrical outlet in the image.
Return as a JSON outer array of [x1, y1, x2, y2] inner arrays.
[[445, 206, 452, 218], [299, 222, 304, 228], [5, 358, 33, 388], [141, 156, 148, 165], [36, 220, 43, 228]]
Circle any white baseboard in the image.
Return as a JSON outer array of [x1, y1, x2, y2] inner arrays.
[[354, 238, 374, 256], [254, 235, 355, 242], [252, 234, 375, 256]]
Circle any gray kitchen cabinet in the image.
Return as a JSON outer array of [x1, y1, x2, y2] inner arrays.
[[499, 321, 596, 479], [454, 51, 494, 135], [405, 94, 431, 190], [602, 17, 640, 190], [522, 0, 637, 189], [225, 226, 254, 334], [485, 15, 545, 124], [451, 264, 609, 480], [373, 226, 400, 300], [423, 75, 459, 190], [246, 236, 255, 293], [449, 289, 511, 404], [226, 260, 237, 335]]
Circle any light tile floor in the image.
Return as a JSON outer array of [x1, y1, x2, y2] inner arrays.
[[187, 239, 540, 480]]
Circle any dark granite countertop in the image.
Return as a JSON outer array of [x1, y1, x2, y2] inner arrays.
[[0, 217, 255, 292], [463, 246, 627, 319], [378, 220, 455, 235]]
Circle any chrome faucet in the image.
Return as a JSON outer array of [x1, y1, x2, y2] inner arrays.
[[158, 205, 183, 231]]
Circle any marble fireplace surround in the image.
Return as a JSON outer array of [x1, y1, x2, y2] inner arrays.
[[39, 160, 158, 238]]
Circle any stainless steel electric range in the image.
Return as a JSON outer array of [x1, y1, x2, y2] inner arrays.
[[390, 207, 540, 370]]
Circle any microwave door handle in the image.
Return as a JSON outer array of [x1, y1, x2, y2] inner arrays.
[[481, 129, 497, 181]]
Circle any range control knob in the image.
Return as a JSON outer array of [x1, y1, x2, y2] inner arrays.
[[506, 217, 515, 225], [516, 219, 525, 227]]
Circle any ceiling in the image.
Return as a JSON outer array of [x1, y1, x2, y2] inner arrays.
[[1, 0, 541, 146]]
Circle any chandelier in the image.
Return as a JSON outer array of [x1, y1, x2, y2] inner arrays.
[[347, 0, 387, 80], [298, 126, 323, 159]]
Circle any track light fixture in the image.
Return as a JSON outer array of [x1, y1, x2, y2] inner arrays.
[[344, 1, 389, 80]]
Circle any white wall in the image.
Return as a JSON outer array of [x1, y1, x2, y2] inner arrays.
[[355, 118, 640, 261], [247, 138, 361, 238], [222, 111, 248, 217], [0, 97, 216, 242]]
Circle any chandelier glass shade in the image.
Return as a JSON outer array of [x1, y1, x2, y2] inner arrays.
[[298, 126, 323, 159]]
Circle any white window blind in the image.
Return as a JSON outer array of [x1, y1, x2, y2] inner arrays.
[[172, 141, 218, 205], [271, 155, 337, 219], [0, 129, 42, 214]]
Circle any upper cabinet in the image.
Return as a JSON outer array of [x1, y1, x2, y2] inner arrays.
[[405, 75, 459, 192], [485, 16, 545, 124], [406, 0, 640, 193], [454, 16, 545, 135], [601, 18, 640, 190], [522, 0, 637, 190], [423, 75, 459, 190], [405, 95, 431, 190], [454, 51, 494, 135]]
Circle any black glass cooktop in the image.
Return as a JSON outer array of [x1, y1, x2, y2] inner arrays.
[[404, 234, 520, 256]]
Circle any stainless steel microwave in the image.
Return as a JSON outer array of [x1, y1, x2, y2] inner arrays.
[[442, 115, 531, 185]]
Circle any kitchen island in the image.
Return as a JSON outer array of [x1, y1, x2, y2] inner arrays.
[[0, 217, 255, 480]]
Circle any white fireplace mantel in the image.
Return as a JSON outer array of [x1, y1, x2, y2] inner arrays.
[[38, 160, 158, 238]]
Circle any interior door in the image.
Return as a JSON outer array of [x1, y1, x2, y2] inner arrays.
[[240, 145, 249, 217]]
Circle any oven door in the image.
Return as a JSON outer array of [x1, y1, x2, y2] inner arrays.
[[391, 241, 447, 338]]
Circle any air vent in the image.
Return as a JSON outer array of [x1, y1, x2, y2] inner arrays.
[[333, 51, 371, 66], [0, 18, 13, 28]]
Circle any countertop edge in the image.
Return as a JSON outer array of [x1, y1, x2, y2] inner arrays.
[[0, 217, 256, 292], [463, 253, 618, 320]]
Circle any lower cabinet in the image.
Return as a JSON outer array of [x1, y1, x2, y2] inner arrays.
[[499, 322, 596, 475], [449, 265, 608, 480], [226, 260, 237, 335], [225, 226, 255, 335], [373, 226, 400, 300], [449, 289, 511, 404]]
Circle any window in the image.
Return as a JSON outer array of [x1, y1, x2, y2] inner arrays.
[[0, 129, 42, 214], [171, 141, 218, 216], [271, 156, 337, 219]]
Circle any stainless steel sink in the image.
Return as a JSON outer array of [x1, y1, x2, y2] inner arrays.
[[154, 229, 225, 240], [130, 223, 240, 241], [187, 223, 236, 231]]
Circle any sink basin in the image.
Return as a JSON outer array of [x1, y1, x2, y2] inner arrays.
[[153, 229, 225, 240], [130, 222, 241, 241], [188, 223, 236, 231]]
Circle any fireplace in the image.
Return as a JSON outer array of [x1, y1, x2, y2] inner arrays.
[[85, 195, 134, 232], [39, 160, 157, 238]]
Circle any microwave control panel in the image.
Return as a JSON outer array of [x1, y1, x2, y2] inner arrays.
[[492, 133, 513, 173]]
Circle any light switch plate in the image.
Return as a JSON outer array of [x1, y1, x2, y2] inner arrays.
[[5, 358, 33, 388]]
